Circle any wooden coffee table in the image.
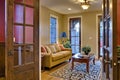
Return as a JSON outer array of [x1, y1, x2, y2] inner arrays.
[[71, 53, 95, 73]]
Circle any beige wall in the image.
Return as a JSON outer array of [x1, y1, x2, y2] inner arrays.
[[40, 6, 64, 45], [63, 11, 102, 56]]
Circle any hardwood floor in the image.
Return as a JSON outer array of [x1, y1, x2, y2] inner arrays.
[[0, 77, 5, 80], [41, 61, 69, 80]]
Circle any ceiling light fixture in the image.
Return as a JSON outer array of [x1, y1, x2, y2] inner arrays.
[[81, 1, 90, 10], [68, 8, 72, 10], [75, 0, 91, 10]]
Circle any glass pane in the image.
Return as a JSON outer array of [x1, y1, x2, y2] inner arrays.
[[72, 46, 75, 54], [25, 26, 33, 44], [76, 46, 80, 53], [25, 7, 33, 25], [71, 29, 76, 36], [71, 37, 76, 45], [14, 46, 24, 66], [76, 37, 79, 44], [50, 17, 56, 44], [14, 4, 24, 23], [25, 0, 33, 6], [14, 25, 23, 44], [25, 45, 33, 63], [15, 0, 23, 2]]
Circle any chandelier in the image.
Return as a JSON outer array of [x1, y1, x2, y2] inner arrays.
[[81, 1, 90, 10], [74, 0, 94, 10]]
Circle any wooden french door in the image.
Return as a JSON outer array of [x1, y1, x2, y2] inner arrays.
[[6, 0, 39, 80], [69, 18, 81, 54], [102, 0, 113, 79]]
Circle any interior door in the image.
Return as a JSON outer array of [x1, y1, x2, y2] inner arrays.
[[6, 0, 39, 80], [102, 0, 113, 79]]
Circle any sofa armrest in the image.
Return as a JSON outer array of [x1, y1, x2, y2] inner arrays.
[[42, 53, 52, 67]]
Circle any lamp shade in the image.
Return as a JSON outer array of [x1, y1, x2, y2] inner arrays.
[[60, 32, 67, 38]]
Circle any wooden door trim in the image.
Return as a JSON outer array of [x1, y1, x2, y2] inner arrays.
[[112, 0, 118, 80]]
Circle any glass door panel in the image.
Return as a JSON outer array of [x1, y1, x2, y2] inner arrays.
[[14, 25, 23, 44], [70, 18, 81, 54], [14, 4, 24, 23], [25, 26, 33, 44], [25, 7, 33, 25], [14, 46, 24, 66], [25, 45, 33, 63]]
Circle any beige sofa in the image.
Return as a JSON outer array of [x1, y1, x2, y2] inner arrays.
[[41, 44, 72, 68]]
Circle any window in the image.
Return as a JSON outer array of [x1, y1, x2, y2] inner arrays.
[[50, 16, 57, 43]]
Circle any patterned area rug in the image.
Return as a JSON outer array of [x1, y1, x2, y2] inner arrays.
[[50, 61, 101, 80]]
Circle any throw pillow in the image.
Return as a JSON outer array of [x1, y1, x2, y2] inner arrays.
[[41, 46, 47, 53], [55, 44, 61, 52], [45, 46, 52, 53], [49, 45, 57, 53], [59, 44, 65, 51]]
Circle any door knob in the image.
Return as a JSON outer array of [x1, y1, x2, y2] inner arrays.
[[113, 63, 116, 66]]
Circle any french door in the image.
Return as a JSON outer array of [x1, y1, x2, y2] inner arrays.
[[102, 0, 113, 79], [69, 18, 81, 54], [6, 0, 39, 80]]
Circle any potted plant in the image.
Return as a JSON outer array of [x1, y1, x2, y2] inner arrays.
[[63, 39, 71, 48], [82, 46, 91, 55]]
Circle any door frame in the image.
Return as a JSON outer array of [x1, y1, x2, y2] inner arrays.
[[5, 0, 40, 79]]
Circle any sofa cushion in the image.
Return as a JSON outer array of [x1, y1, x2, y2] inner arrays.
[[52, 53, 64, 61], [60, 51, 71, 57]]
